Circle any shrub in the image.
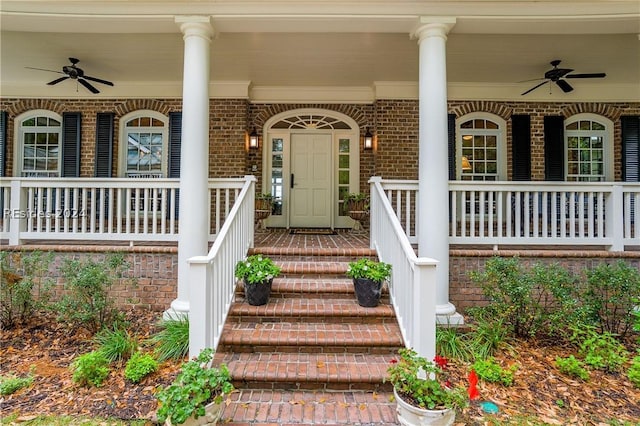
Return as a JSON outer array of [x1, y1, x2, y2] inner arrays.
[[0, 251, 53, 328], [571, 326, 628, 373], [555, 355, 589, 381], [583, 261, 640, 337], [124, 351, 158, 383], [466, 313, 512, 361], [71, 351, 110, 387], [470, 257, 581, 339], [628, 356, 640, 388], [0, 370, 34, 395], [148, 313, 189, 362], [436, 326, 472, 362], [55, 253, 132, 333], [94, 325, 138, 363], [472, 357, 516, 386]]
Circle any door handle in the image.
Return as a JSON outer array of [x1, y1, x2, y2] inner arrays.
[[291, 174, 295, 188]]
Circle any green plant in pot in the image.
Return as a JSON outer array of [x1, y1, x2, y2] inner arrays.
[[345, 258, 391, 307], [156, 348, 233, 426], [386, 348, 468, 426], [343, 193, 369, 224], [235, 255, 281, 306]]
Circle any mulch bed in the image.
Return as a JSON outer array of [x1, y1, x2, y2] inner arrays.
[[1, 309, 639, 424]]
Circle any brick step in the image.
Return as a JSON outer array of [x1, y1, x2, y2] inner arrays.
[[220, 389, 398, 425], [235, 277, 389, 300], [218, 322, 403, 354], [273, 260, 351, 278], [213, 352, 394, 391], [249, 245, 377, 260], [227, 297, 397, 323]]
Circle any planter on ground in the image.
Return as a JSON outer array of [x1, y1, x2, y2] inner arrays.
[[394, 387, 455, 426]]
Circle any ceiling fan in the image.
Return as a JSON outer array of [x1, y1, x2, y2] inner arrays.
[[521, 59, 606, 96], [26, 57, 114, 94]]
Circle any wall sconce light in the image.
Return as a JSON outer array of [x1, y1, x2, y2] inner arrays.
[[249, 128, 259, 149], [363, 128, 373, 150], [461, 156, 472, 171]]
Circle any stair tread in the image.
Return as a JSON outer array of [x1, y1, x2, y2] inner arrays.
[[250, 246, 377, 257], [229, 298, 396, 317], [220, 322, 403, 347], [215, 353, 393, 383], [276, 261, 351, 275]]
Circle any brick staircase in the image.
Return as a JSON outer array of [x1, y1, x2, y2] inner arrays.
[[215, 244, 404, 425]]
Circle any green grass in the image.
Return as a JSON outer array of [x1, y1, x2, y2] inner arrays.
[[0, 414, 146, 425]]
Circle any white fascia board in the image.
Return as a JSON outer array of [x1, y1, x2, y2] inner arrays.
[[249, 86, 374, 104]]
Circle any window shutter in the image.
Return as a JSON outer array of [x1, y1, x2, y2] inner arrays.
[[0, 111, 7, 177], [448, 114, 456, 180], [62, 112, 81, 177], [94, 113, 114, 177], [168, 112, 182, 219], [621, 116, 640, 182], [512, 115, 531, 181], [544, 116, 564, 181]]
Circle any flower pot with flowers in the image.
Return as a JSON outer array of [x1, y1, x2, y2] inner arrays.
[[343, 192, 369, 229], [255, 193, 273, 222], [386, 348, 468, 426], [234, 255, 281, 306], [345, 258, 392, 307]]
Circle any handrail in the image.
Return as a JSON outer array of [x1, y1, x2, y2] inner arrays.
[[188, 175, 256, 357], [370, 176, 437, 361]]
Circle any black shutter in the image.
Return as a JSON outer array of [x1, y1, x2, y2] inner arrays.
[[621, 116, 640, 182], [0, 111, 7, 177], [511, 115, 531, 181], [168, 112, 182, 218], [94, 113, 114, 177], [448, 114, 456, 180], [61, 112, 81, 177], [544, 116, 564, 181]]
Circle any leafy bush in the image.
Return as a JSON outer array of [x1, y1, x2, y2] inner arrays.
[[583, 261, 640, 337], [71, 351, 110, 387], [472, 357, 516, 386], [570, 326, 628, 373], [94, 325, 137, 363], [470, 257, 581, 339], [628, 356, 640, 388], [234, 255, 281, 285], [148, 313, 189, 362], [467, 314, 512, 361], [55, 253, 131, 333], [436, 326, 472, 362], [124, 351, 158, 383], [0, 370, 34, 395], [345, 258, 392, 282], [555, 355, 589, 381], [0, 251, 53, 328]]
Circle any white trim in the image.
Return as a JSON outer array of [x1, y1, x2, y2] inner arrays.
[[13, 109, 63, 177], [564, 113, 614, 182], [455, 112, 507, 180], [118, 110, 169, 178]]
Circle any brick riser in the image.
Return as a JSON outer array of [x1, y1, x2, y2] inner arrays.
[[216, 249, 404, 393]]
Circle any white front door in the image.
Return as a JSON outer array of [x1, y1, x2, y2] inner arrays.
[[290, 133, 332, 227]]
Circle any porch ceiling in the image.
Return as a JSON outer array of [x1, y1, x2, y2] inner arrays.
[[1, 1, 639, 102]]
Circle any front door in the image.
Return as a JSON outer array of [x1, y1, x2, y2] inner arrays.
[[290, 133, 332, 227]]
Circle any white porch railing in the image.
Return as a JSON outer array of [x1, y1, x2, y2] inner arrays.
[[379, 180, 640, 251], [370, 177, 437, 360], [0, 177, 248, 245], [188, 175, 256, 358]]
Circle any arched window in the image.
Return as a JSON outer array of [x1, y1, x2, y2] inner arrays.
[[565, 114, 613, 182], [119, 111, 168, 177], [456, 113, 506, 181], [15, 110, 62, 177]]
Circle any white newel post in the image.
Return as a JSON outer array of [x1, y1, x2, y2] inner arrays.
[[169, 16, 213, 316], [414, 18, 463, 325]]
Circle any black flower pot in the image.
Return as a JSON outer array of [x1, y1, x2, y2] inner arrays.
[[244, 278, 272, 306], [353, 278, 383, 307]]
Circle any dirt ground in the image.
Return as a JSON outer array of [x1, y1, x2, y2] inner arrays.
[[1, 308, 639, 425]]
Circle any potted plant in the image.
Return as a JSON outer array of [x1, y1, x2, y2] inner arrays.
[[156, 348, 234, 426], [386, 348, 468, 426], [255, 193, 273, 221], [343, 192, 369, 223], [234, 255, 281, 306], [345, 258, 391, 307]]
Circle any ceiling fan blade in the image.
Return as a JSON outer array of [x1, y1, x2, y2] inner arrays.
[[83, 75, 114, 86], [47, 76, 70, 85], [26, 66, 64, 75], [78, 78, 100, 94], [556, 79, 574, 93], [521, 80, 548, 96], [566, 73, 606, 79]]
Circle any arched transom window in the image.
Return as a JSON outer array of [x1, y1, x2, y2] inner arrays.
[[457, 114, 506, 181], [565, 115, 612, 182], [120, 111, 168, 178], [17, 111, 62, 177], [270, 114, 352, 130]]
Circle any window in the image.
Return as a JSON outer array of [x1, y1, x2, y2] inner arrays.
[[120, 111, 168, 178], [565, 115, 612, 182], [457, 114, 506, 181], [17, 111, 62, 177]]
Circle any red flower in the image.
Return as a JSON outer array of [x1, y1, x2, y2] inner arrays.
[[433, 355, 448, 369], [390, 359, 397, 364]]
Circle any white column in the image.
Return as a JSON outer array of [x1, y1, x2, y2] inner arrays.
[[414, 17, 463, 324], [169, 16, 213, 316]]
